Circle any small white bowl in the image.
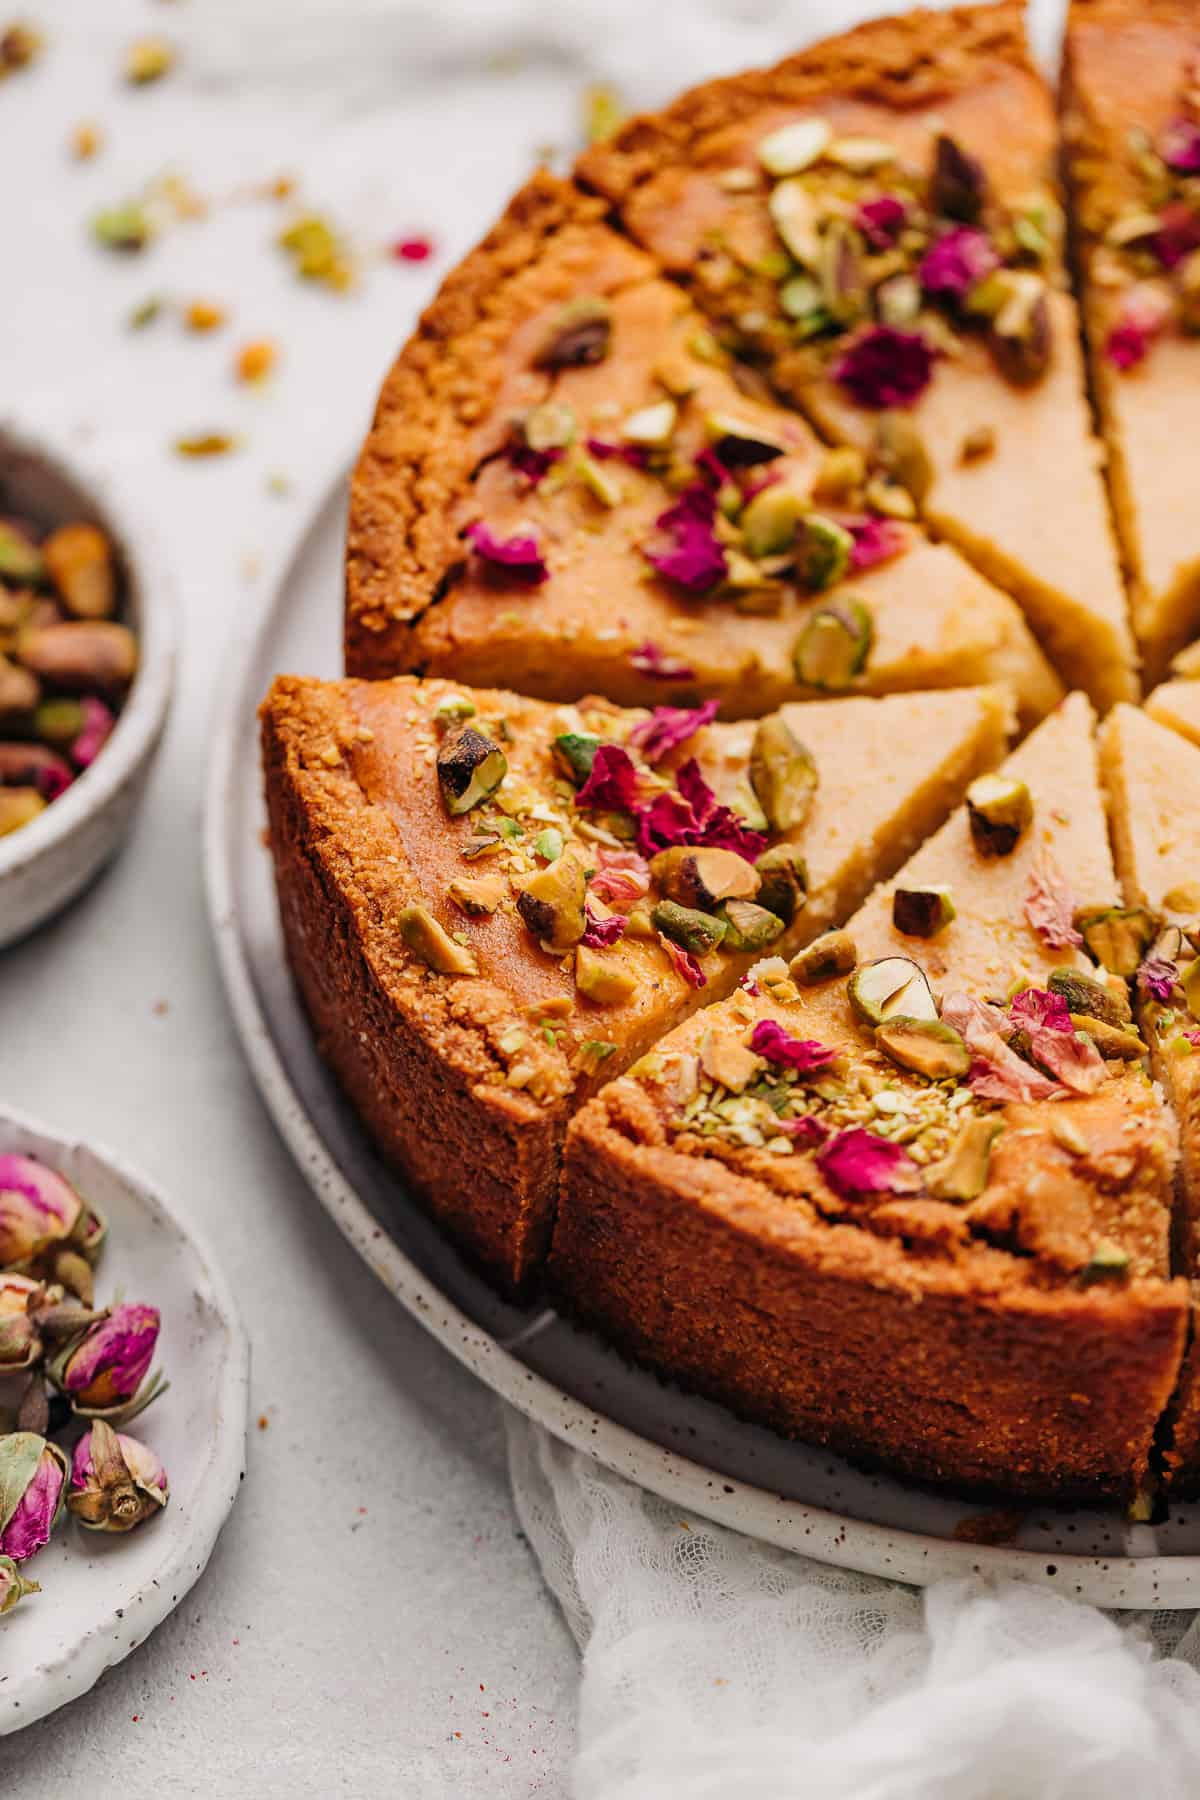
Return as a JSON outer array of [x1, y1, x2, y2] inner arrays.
[[0, 419, 175, 949]]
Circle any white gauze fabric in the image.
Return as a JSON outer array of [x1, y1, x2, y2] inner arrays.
[[508, 1412, 1200, 1799]]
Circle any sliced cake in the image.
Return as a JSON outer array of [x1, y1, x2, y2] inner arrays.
[[553, 693, 1187, 1499], [261, 674, 1011, 1294], [1062, 0, 1200, 684], [1145, 679, 1200, 750], [346, 172, 1061, 726], [580, 3, 1135, 709], [1099, 702, 1200, 1491]]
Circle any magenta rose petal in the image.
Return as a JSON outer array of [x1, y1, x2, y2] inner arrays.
[[464, 520, 548, 584], [575, 744, 643, 814], [749, 1019, 839, 1074], [627, 699, 720, 764], [833, 326, 939, 408], [640, 484, 728, 592], [817, 1128, 923, 1198], [629, 641, 696, 682]]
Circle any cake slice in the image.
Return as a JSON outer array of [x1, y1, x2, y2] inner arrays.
[[261, 673, 1011, 1294], [553, 693, 1187, 1499], [346, 172, 1061, 727], [1145, 679, 1200, 750], [580, 3, 1135, 710], [1099, 703, 1200, 1491], [1062, 0, 1200, 684]]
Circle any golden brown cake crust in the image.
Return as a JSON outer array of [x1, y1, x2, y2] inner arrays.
[[260, 673, 575, 1295], [579, 2, 1035, 205], [345, 174, 653, 679], [552, 1094, 1189, 1501]]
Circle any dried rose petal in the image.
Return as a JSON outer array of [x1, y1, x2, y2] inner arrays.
[[585, 436, 651, 470], [1009, 987, 1106, 1094], [69, 1421, 168, 1533], [832, 326, 939, 409], [634, 758, 767, 863], [641, 484, 728, 592], [919, 226, 999, 301], [750, 1019, 838, 1073], [630, 642, 695, 682], [1137, 956, 1178, 1003], [1154, 202, 1200, 271], [576, 744, 643, 814], [941, 991, 1064, 1103], [817, 1128, 922, 1198], [856, 194, 908, 249], [1159, 118, 1200, 174], [845, 515, 907, 572], [590, 847, 651, 909], [778, 1114, 828, 1145], [693, 446, 737, 489], [581, 906, 626, 948], [1024, 856, 1083, 949], [658, 934, 706, 988], [70, 696, 115, 770], [506, 443, 563, 487], [464, 520, 548, 584], [1106, 284, 1173, 369], [60, 1302, 159, 1409], [627, 699, 720, 764], [393, 234, 434, 262]]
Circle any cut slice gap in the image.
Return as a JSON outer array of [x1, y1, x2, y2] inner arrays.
[[580, 1, 1136, 711], [261, 673, 1012, 1294], [1061, 0, 1200, 685], [346, 171, 1061, 727], [552, 693, 1186, 1500], [1145, 679, 1200, 751], [1099, 701, 1200, 1492]]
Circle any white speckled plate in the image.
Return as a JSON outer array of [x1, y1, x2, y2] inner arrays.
[[205, 463, 1200, 1608], [0, 1109, 249, 1731]]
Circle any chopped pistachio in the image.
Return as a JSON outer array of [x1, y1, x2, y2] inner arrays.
[[875, 273, 922, 329], [535, 298, 611, 370], [768, 180, 820, 267], [583, 81, 624, 144], [435, 696, 477, 727], [718, 899, 785, 952], [1078, 1239, 1131, 1285], [92, 203, 153, 253], [278, 215, 356, 290], [926, 1117, 1002, 1201], [1181, 957, 1200, 1023], [399, 904, 479, 976], [652, 900, 727, 956], [700, 1028, 762, 1093], [749, 714, 818, 832], [524, 402, 577, 452], [790, 929, 855, 984], [793, 598, 873, 690], [797, 514, 852, 591], [1047, 967, 1127, 1027], [757, 117, 831, 178], [1075, 905, 1158, 977], [827, 136, 895, 173], [848, 956, 937, 1027], [448, 874, 507, 916], [1069, 1014, 1145, 1060], [989, 273, 1052, 386], [0, 522, 44, 585], [624, 899, 655, 938], [1051, 1116, 1090, 1157], [128, 296, 163, 330], [436, 725, 507, 815], [965, 774, 1032, 857], [819, 219, 868, 324], [553, 731, 600, 786], [812, 448, 865, 507], [575, 451, 623, 508], [516, 850, 590, 950], [703, 412, 787, 466], [892, 885, 956, 939], [740, 485, 802, 558], [651, 846, 759, 912], [754, 844, 808, 925], [959, 425, 996, 464], [621, 400, 677, 446], [534, 827, 564, 863], [778, 273, 823, 320], [875, 1016, 969, 1080], [871, 414, 932, 506], [575, 945, 637, 1004], [575, 1038, 618, 1075]]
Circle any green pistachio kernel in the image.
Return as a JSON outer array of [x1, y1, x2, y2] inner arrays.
[[651, 900, 727, 956], [797, 514, 853, 591], [793, 598, 873, 690]]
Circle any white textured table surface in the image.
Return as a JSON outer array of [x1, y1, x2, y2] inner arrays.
[[0, 3, 582, 1790]]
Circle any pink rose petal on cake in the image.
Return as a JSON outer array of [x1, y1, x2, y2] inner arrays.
[[1159, 118, 1200, 173], [1009, 988, 1107, 1095], [658, 935, 706, 988], [590, 848, 651, 909], [749, 1019, 838, 1074], [634, 759, 767, 863], [1024, 856, 1083, 950], [817, 1128, 922, 1198], [846, 515, 908, 571], [919, 226, 999, 300], [1106, 284, 1173, 369], [833, 326, 939, 408], [629, 641, 695, 682], [641, 484, 728, 592], [1137, 956, 1178, 1003], [941, 991, 1064, 1103], [464, 520, 548, 584], [575, 744, 643, 814], [628, 699, 720, 764], [778, 1114, 829, 1146], [581, 906, 626, 948], [506, 443, 563, 487], [856, 194, 908, 249]]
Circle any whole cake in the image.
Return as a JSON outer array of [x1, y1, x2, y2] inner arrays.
[[264, 1, 1200, 1504]]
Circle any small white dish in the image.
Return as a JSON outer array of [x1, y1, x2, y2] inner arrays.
[[0, 1107, 249, 1733], [0, 418, 175, 949]]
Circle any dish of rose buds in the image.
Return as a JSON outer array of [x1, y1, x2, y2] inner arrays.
[[0, 509, 136, 841], [0, 1109, 247, 1731]]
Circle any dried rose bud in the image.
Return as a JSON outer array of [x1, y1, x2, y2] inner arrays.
[[68, 1421, 168, 1533], [0, 1434, 68, 1563], [0, 1310, 39, 1370], [0, 1155, 105, 1300], [52, 1302, 165, 1422], [0, 1554, 39, 1615]]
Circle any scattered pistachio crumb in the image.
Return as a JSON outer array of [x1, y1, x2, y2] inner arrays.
[[92, 202, 153, 253], [278, 214, 355, 291], [128, 296, 162, 330], [583, 81, 625, 144], [124, 36, 174, 84], [266, 471, 292, 498], [174, 432, 240, 459]]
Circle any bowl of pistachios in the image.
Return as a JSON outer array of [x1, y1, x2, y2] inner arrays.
[[0, 419, 175, 948]]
